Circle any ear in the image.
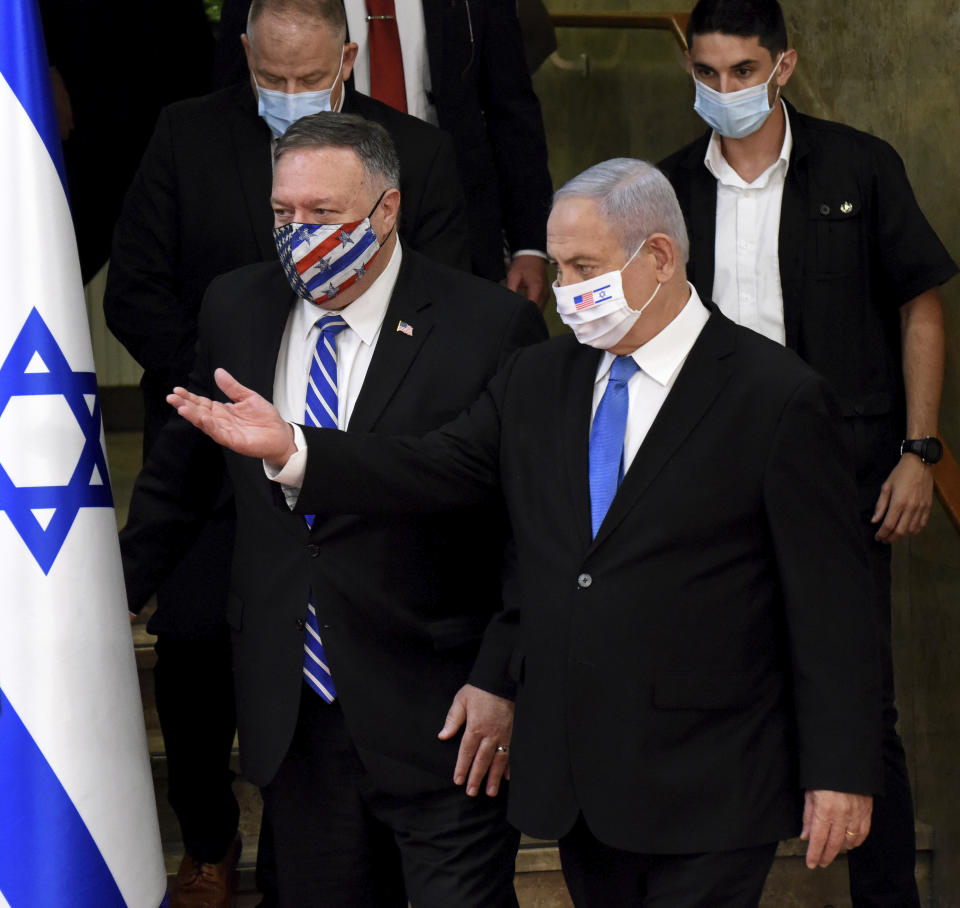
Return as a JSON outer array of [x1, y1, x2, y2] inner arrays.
[[776, 48, 798, 88], [644, 234, 677, 283], [377, 187, 402, 235], [341, 42, 359, 82], [241, 33, 252, 66]]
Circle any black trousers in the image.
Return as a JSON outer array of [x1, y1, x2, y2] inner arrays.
[[260, 685, 520, 908], [846, 525, 920, 907], [154, 630, 240, 864], [558, 815, 777, 907]]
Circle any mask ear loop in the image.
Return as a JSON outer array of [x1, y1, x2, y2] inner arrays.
[[621, 237, 647, 273], [766, 53, 785, 108], [365, 188, 396, 246]]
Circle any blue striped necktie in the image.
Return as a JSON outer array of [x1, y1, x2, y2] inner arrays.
[[302, 314, 348, 701], [588, 355, 639, 538]]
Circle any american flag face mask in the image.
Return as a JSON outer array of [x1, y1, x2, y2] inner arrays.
[[273, 191, 391, 305]]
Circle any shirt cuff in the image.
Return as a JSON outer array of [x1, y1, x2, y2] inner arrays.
[[263, 423, 307, 509], [511, 249, 548, 261]]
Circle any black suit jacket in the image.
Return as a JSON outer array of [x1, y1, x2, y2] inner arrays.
[[211, 0, 554, 280], [294, 308, 882, 853], [104, 83, 471, 637], [420, 0, 553, 278], [121, 248, 546, 787], [659, 100, 958, 511]]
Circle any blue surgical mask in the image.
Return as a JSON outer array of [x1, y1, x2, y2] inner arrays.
[[692, 53, 784, 139], [255, 49, 345, 138]]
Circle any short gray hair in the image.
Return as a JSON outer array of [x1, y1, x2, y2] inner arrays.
[[553, 159, 689, 264], [274, 113, 401, 195], [247, 0, 346, 39]]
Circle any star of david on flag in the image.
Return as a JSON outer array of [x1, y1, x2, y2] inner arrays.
[[0, 308, 113, 574], [0, 2, 167, 905]]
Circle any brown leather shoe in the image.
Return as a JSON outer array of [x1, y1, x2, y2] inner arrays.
[[171, 835, 241, 908]]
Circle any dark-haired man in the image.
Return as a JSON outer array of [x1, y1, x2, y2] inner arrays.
[[121, 113, 545, 906], [104, 2, 473, 903], [659, 1, 957, 904]]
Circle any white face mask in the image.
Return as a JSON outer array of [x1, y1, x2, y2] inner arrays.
[[255, 48, 345, 138], [553, 239, 661, 349], [692, 52, 784, 139]]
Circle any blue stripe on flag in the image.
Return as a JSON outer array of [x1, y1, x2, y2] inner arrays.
[[0, 686, 127, 907], [0, 0, 69, 193], [304, 231, 377, 293]]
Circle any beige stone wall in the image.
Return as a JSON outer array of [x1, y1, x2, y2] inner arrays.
[[537, 2, 960, 902]]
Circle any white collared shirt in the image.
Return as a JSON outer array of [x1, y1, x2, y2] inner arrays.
[[344, 0, 437, 124], [591, 285, 710, 473], [705, 100, 793, 346], [267, 242, 402, 494]]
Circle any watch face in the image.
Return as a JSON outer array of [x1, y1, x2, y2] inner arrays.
[[924, 437, 944, 464]]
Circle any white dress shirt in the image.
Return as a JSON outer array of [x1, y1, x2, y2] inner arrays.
[[344, 0, 437, 124], [267, 242, 402, 496], [590, 285, 710, 473], [705, 100, 793, 346]]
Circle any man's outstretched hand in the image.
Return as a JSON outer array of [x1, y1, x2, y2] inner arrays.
[[168, 368, 297, 468]]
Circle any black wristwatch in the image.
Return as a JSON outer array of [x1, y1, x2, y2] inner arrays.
[[900, 437, 943, 465]]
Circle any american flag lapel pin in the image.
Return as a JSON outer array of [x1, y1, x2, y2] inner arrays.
[[396, 320, 414, 337]]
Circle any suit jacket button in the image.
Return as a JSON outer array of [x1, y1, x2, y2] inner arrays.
[[577, 573, 592, 589], [819, 203, 831, 216], [308, 543, 320, 557], [295, 616, 305, 630]]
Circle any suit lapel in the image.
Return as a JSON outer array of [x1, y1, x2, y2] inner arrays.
[[589, 311, 735, 552], [243, 271, 296, 403], [228, 88, 276, 261], [347, 248, 435, 434], [779, 100, 809, 353], [683, 136, 719, 303], [420, 0, 445, 90], [561, 342, 604, 551]]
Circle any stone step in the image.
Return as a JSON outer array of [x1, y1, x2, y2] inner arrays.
[[138, 614, 934, 906], [161, 826, 933, 907]]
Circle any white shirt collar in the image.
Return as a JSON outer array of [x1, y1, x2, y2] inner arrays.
[[597, 284, 710, 388], [294, 240, 402, 346], [703, 99, 793, 189]]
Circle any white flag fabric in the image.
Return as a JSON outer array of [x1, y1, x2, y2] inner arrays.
[[0, 1, 167, 905]]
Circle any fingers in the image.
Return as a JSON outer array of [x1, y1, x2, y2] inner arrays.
[[870, 483, 892, 527], [803, 792, 873, 868], [800, 792, 814, 841], [438, 698, 467, 741], [213, 368, 251, 402]]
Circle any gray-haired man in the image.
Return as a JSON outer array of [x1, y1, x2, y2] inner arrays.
[[120, 113, 546, 906], [165, 158, 882, 907]]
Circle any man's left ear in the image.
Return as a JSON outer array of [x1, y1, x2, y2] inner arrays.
[[776, 49, 798, 88], [646, 234, 677, 283], [377, 187, 402, 234]]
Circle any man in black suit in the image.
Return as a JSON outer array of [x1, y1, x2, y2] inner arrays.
[[121, 113, 545, 905], [103, 1, 471, 901], [170, 158, 883, 906], [214, 0, 555, 304], [658, 3, 958, 902]]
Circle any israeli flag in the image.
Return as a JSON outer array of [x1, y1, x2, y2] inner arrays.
[[0, 1, 167, 905]]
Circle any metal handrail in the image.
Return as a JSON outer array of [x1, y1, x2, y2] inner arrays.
[[549, 11, 691, 50]]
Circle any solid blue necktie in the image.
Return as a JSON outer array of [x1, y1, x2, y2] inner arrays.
[[588, 355, 639, 538], [302, 314, 348, 701]]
